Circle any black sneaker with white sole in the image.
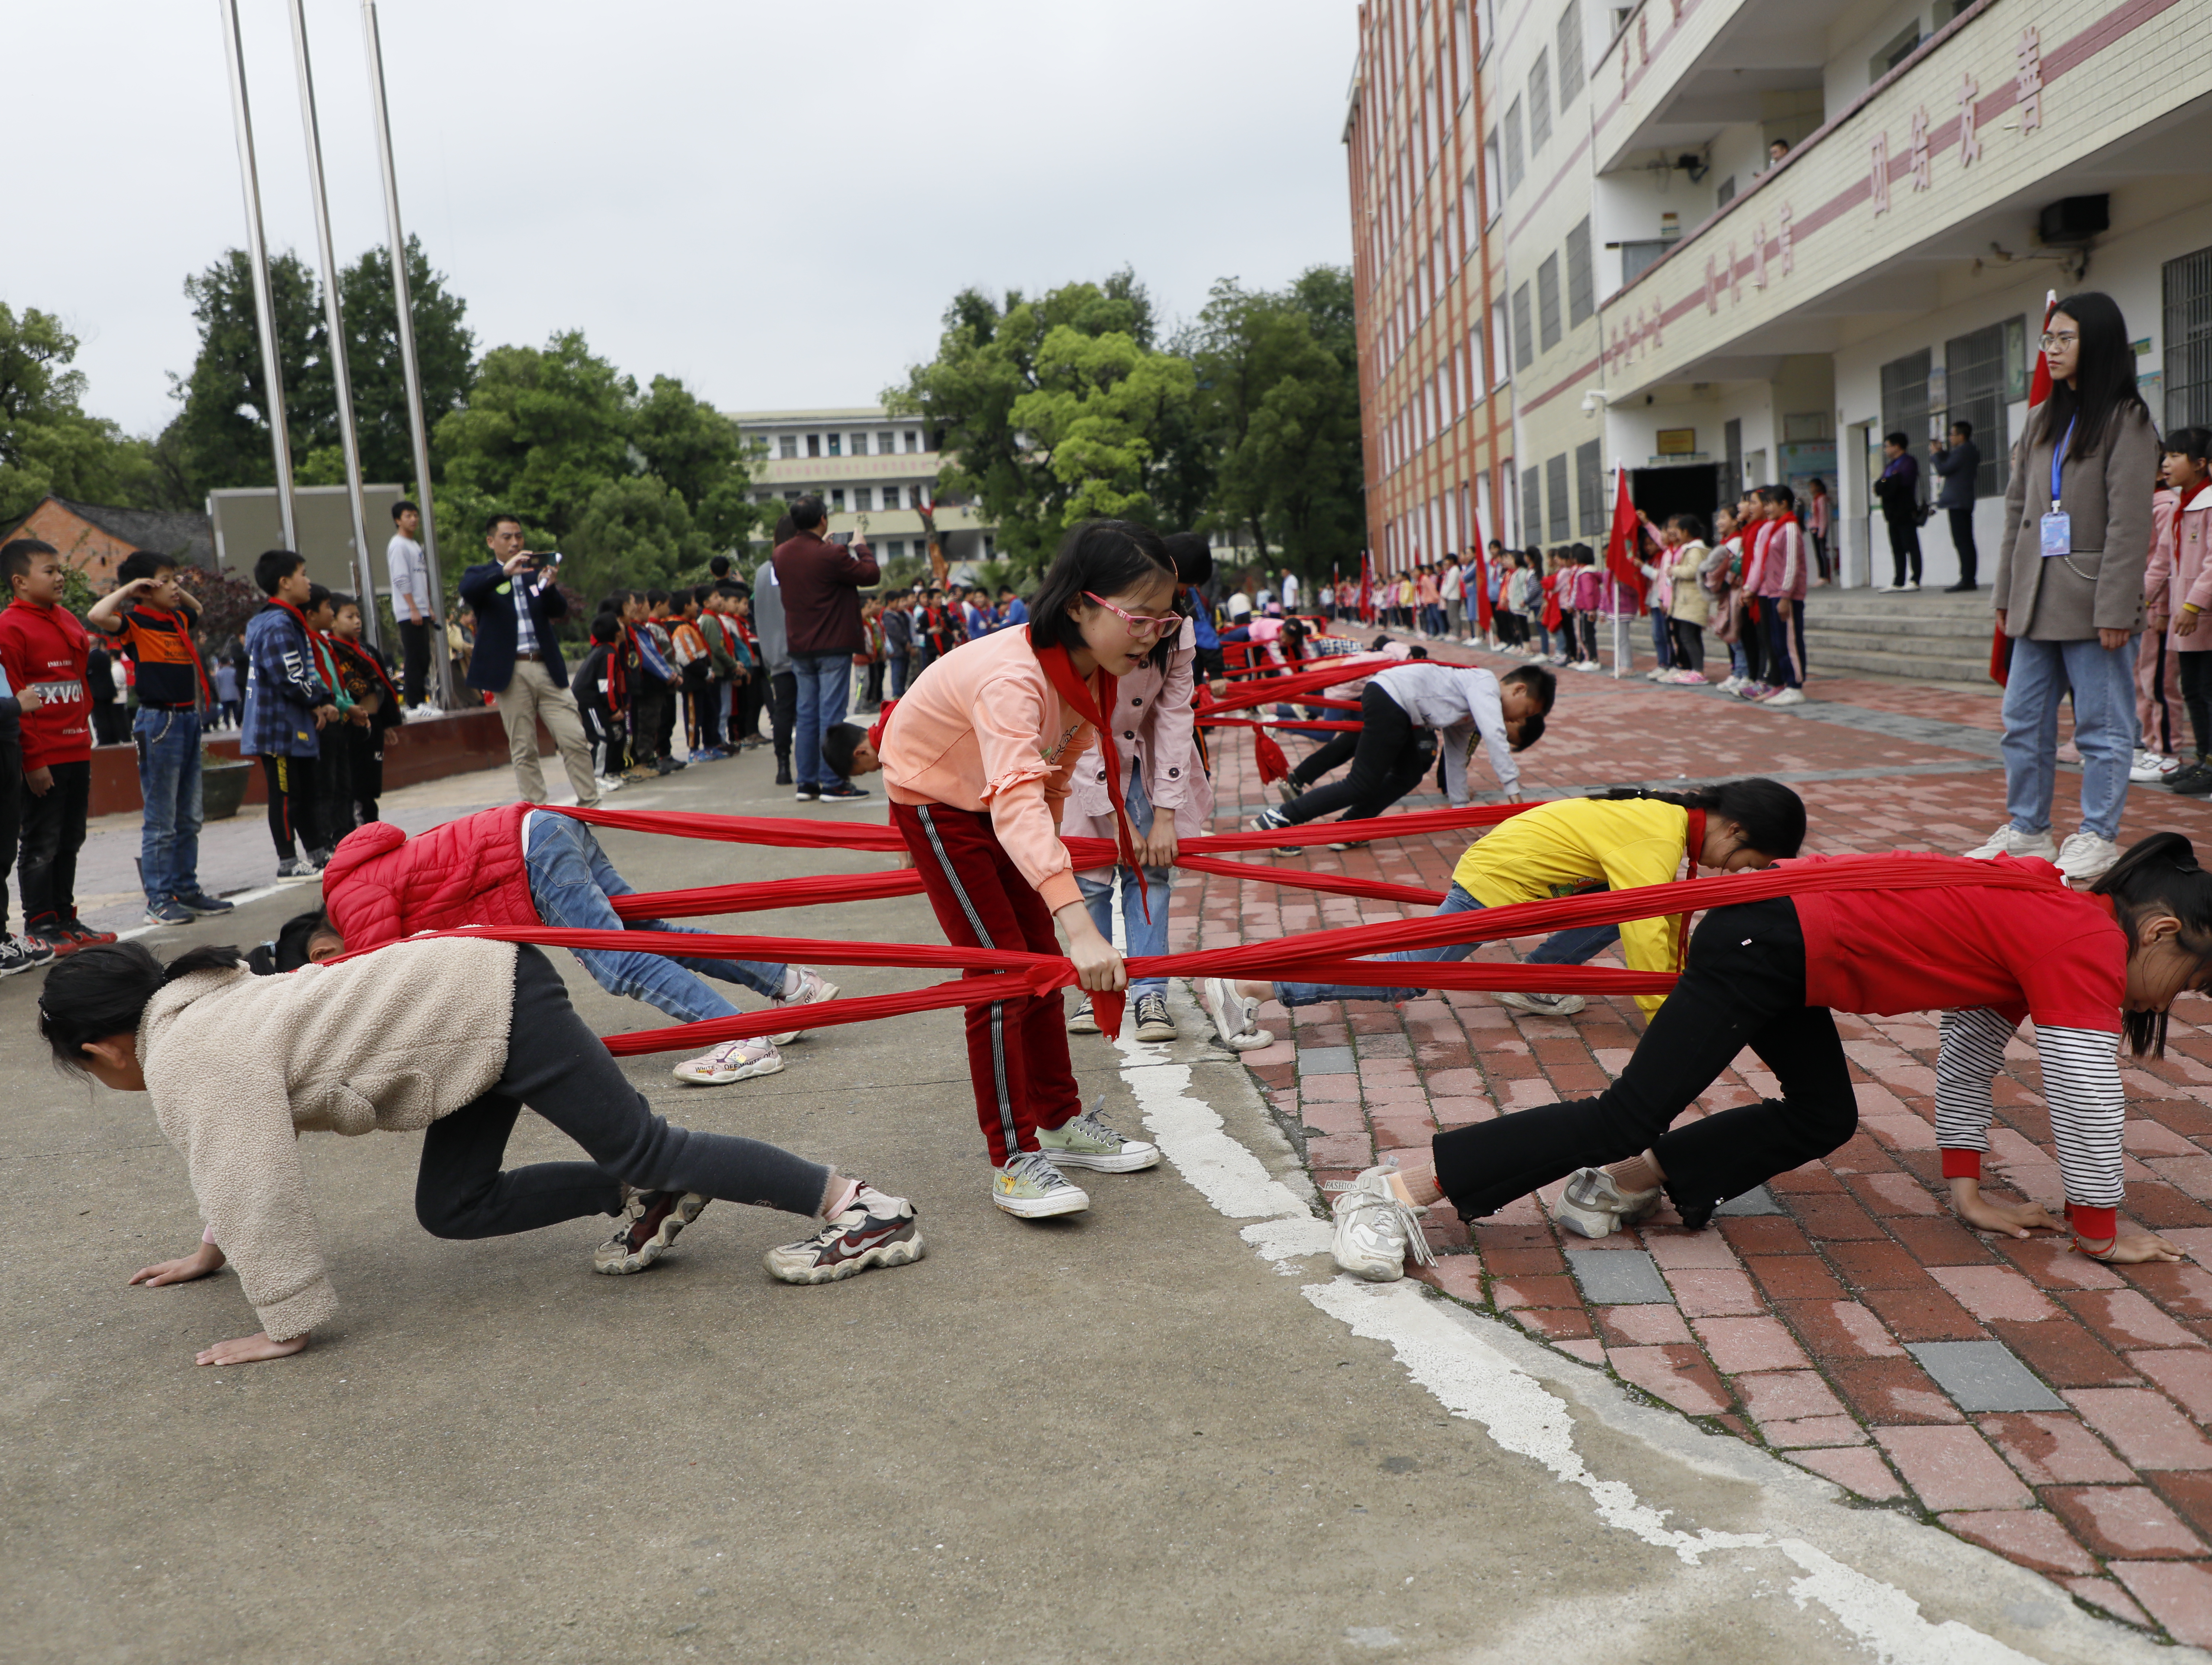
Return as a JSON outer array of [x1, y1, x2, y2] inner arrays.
[[0, 934, 46, 977]]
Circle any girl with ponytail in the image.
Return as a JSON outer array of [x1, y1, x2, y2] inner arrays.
[[1314, 831, 2194, 1281], [1201, 779, 1808, 1048]]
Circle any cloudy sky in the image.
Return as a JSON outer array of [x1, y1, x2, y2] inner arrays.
[[14, 0, 1355, 441]]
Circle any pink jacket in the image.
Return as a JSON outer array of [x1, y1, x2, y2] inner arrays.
[[1062, 618, 1211, 840], [1757, 518, 1807, 599], [2158, 485, 2212, 652], [1570, 567, 1603, 610], [879, 625, 1092, 911]]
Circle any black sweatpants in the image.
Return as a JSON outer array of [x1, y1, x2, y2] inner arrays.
[[1947, 505, 1979, 588], [258, 752, 321, 862], [628, 683, 668, 768], [1886, 512, 1923, 586], [1279, 683, 1434, 824], [347, 724, 385, 825], [414, 945, 830, 1239], [1430, 898, 1856, 1225], [19, 757, 92, 932], [769, 669, 797, 770], [398, 619, 431, 707], [2181, 650, 2212, 762], [1670, 617, 1705, 672]]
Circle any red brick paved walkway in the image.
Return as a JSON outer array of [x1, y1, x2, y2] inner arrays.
[[1173, 642, 2212, 1646]]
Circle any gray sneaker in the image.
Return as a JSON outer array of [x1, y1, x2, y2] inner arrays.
[[1326, 1165, 1437, 1282], [1495, 990, 1588, 1018], [1035, 1100, 1160, 1173], [1553, 1166, 1663, 1240], [991, 1151, 1090, 1219]]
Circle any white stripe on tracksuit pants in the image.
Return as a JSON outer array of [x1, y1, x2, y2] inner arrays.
[[1933, 1006, 2125, 1207]]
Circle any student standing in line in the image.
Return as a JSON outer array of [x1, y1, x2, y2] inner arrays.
[[2132, 456, 2186, 787], [385, 499, 435, 708], [0, 630, 47, 974], [876, 519, 1168, 1219], [1805, 478, 1833, 585], [237, 550, 337, 882], [2151, 429, 2212, 797], [326, 594, 403, 827], [1661, 516, 1713, 684]]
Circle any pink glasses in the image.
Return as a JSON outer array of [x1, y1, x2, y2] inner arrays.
[[1084, 591, 1183, 636]]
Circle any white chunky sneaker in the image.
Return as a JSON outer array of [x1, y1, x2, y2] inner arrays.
[[1962, 823, 2059, 862], [1553, 1166, 1663, 1240], [1198, 976, 1274, 1051], [672, 1036, 784, 1085], [1327, 1166, 1437, 1282], [768, 967, 838, 1045], [2055, 830, 2124, 885], [1495, 990, 1587, 1018]]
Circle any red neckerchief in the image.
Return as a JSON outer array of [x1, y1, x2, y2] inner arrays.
[[1029, 630, 1143, 886], [135, 602, 214, 705], [605, 634, 630, 715], [867, 697, 899, 753], [332, 634, 399, 707], [265, 597, 334, 696]]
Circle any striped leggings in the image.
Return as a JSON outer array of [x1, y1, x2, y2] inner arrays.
[[1933, 1006, 2124, 1208]]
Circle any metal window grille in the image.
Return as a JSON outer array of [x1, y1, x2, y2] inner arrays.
[[2166, 244, 2212, 431], [1566, 219, 1594, 325], [1537, 254, 1563, 350], [1546, 453, 1570, 541], [1943, 321, 2009, 498], [1512, 282, 1536, 370], [1527, 52, 1552, 151], [1556, 1, 1583, 100], [1575, 440, 1605, 534]]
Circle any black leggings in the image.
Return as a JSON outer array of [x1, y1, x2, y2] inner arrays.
[[258, 752, 320, 861], [2180, 650, 2212, 762], [1430, 898, 1856, 1225], [414, 945, 829, 1238], [1670, 618, 1705, 671], [1279, 683, 1433, 824]]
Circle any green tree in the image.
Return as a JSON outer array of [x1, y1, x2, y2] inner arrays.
[[886, 269, 1195, 575], [330, 236, 475, 489], [0, 304, 165, 523], [631, 374, 756, 548], [566, 474, 704, 602], [164, 249, 330, 499]]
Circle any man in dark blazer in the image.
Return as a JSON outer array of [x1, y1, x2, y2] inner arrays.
[[459, 512, 599, 806], [1931, 421, 1984, 591]]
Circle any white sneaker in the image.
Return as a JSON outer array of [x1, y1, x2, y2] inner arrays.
[[1716, 675, 1742, 693], [671, 1036, 784, 1085], [1035, 1101, 1161, 1173], [2130, 752, 2182, 784], [1762, 688, 1807, 706], [768, 967, 838, 1045], [2056, 830, 2124, 884], [1198, 977, 1274, 1051], [1962, 823, 2059, 861], [1901, 580, 1922, 592], [992, 1151, 1090, 1219], [1495, 990, 1587, 1018], [1328, 1166, 1436, 1282], [596, 774, 627, 793], [1553, 1166, 1663, 1240]]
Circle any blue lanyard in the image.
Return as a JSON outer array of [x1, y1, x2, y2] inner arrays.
[[2051, 418, 2075, 508]]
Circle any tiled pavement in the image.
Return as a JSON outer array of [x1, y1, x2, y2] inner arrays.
[[1173, 640, 2212, 1647]]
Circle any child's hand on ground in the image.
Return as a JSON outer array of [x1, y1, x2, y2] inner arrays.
[[195, 1331, 307, 1367], [130, 1241, 226, 1286], [1954, 1186, 2064, 1239], [2080, 1231, 2186, 1264]]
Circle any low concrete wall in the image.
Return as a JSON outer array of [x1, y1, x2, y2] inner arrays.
[[87, 707, 554, 818]]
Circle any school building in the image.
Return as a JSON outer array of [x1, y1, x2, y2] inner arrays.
[[728, 405, 997, 570], [1348, 0, 2212, 586]]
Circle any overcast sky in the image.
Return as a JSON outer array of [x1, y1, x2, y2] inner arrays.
[[14, 0, 1355, 442]]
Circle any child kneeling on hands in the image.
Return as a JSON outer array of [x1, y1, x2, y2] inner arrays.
[[47, 936, 919, 1366]]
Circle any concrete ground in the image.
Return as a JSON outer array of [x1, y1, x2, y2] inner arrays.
[[0, 748, 2190, 1664]]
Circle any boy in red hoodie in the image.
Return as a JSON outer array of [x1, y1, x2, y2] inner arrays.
[[0, 540, 117, 955]]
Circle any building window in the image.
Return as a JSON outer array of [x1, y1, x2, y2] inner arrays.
[[830, 488, 847, 511], [851, 486, 873, 513], [1481, 134, 1500, 224], [1522, 464, 1543, 545], [827, 433, 843, 456], [1556, 0, 1583, 101], [1880, 349, 1933, 485], [779, 435, 798, 460], [1565, 218, 1594, 325], [1724, 418, 1743, 493], [1453, 0, 1473, 103], [1715, 176, 1736, 209], [806, 434, 821, 458], [1511, 282, 1535, 371], [2166, 245, 2212, 431], [877, 431, 896, 454], [1527, 51, 1551, 152], [905, 430, 921, 452], [1490, 302, 1509, 387], [1546, 453, 1570, 541], [1537, 253, 1563, 351], [1503, 98, 1524, 192], [1575, 439, 1604, 534], [1944, 322, 2010, 499], [850, 434, 869, 455]]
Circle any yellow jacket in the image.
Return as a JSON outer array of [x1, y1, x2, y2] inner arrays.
[[1450, 797, 1694, 1016]]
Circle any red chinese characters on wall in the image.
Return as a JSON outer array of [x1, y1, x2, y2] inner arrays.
[[1958, 71, 1982, 165], [1910, 106, 1932, 192], [1870, 130, 1891, 213], [2017, 27, 2043, 133]]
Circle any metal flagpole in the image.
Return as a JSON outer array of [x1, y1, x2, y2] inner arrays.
[[215, 0, 298, 551], [286, 0, 381, 649], [360, 0, 455, 708]]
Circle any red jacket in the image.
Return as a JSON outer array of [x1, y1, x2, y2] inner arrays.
[[322, 803, 541, 948], [0, 600, 93, 769]]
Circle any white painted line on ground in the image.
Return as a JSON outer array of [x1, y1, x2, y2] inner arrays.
[[1112, 1019, 2048, 1665]]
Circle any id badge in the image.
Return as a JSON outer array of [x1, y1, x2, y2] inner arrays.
[[2040, 510, 2072, 558]]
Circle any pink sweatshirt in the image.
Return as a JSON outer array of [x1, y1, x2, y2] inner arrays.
[[1757, 518, 1806, 599], [879, 625, 1092, 911], [2160, 484, 2212, 652]]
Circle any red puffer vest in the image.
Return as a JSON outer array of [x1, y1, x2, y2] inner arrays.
[[322, 802, 543, 949]]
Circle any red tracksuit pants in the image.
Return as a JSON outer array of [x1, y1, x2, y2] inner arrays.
[[893, 800, 1083, 1165]]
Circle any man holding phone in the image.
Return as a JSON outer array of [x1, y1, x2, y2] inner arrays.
[[772, 495, 879, 801], [459, 512, 599, 808]]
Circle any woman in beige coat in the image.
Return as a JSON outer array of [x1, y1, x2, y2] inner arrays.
[[1969, 291, 2158, 884], [39, 937, 922, 1365]]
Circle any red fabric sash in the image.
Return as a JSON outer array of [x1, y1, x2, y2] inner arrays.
[[1031, 632, 1140, 880]]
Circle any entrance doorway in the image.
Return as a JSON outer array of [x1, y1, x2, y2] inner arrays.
[[1630, 463, 1721, 534]]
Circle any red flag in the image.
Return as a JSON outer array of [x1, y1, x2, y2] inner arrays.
[[1358, 551, 1375, 623], [1603, 466, 1647, 614], [1470, 550, 1493, 633]]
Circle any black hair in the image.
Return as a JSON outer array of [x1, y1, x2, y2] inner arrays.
[[484, 510, 521, 535], [116, 549, 177, 586], [329, 592, 359, 614], [772, 513, 797, 544], [1884, 430, 1910, 450], [644, 588, 669, 608], [253, 548, 305, 596], [1595, 779, 1806, 858], [39, 941, 248, 1075], [274, 909, 331, 973], [1370, 634, 1393, 649], [1410, 644, 1430, 659], [1949, 420, 1973, 440], [2093, 832, 2212, 1058], [589, 612, 621, 644], [2043, 291, 2151, 465], [790, 495, 827, 532], [1162, 530, 1214, 588], [599, 589, 631, 617], [1510, 709, 1543, 749], [713, 582, 746, 600], [1, 537, 57, 590], [1280, 617, 1310, 662], [821, 721, 867, 779], [692, 583, 716, 607], [1757, 484, 1796, 511], [1669, 513, 1707, 541], [1502, 662, 1556, 713], [708, 555, 731, 579], [1028, 519, 1180, 671], [307, 583, 332, 613], [2165, 427, 2212, 466], [393, 499, 418, 521]]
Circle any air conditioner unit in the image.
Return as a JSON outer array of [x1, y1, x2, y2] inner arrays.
[[2038, 194, 2109, 245]]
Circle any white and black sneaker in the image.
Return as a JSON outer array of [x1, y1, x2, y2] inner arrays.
[[1067, 995, 1101, 1035], [764, 1186, 924, 1284], [768, 967, 838, 1045], [1248, 807, 1300, 856], [1131, 991, 1176, 1042], [274, 857, 319, 882], [1198, 976, 1274, 1051], [0, 933, 48, 977], [593, 1187, 709, 1274], [1553, 1166, 1663, 1240]]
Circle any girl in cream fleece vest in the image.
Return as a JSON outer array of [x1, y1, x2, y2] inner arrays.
[[38, 936, 923, 1365]]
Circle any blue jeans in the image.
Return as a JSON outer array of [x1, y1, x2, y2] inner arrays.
[[791, 650, 850, 788], [887, 652, 909, 699], [134, 705, 203, 902], [2000, 634, 2139, 842], [1275, 882, 1618, 1007], [1077, 769, 1171, 998], [525, 814, 786, 1025]]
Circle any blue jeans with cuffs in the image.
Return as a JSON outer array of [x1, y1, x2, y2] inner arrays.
[[1076, 767, 1171, 998]]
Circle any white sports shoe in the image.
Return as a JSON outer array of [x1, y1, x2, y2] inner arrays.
[[1553, 1166, 1663, 1240], [1328, 1166, 1437, 1282], [2131, 751, 2182, 784], [1962, 823, 2059, 862], [2056, 830, 2124, 885], [1198, 976, 1275, 1051], [671, 1036, 784, 1086], [1762, 687, 1807, 706], [768, 967, 839, 1045], [1495, 989, 1587, 1018]]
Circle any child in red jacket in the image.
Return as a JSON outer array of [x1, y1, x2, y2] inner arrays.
[[0, 539, 116, 956]]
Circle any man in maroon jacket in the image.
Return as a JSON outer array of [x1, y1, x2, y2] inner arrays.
[[772, 495, 878, 801]]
